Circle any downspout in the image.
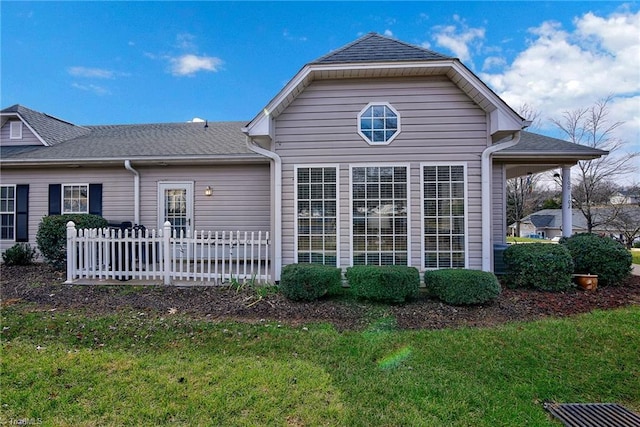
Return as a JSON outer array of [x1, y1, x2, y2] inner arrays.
[[245, 136, 282, 282], [124, 160, 140, 225], [481, 131, 521, 272]]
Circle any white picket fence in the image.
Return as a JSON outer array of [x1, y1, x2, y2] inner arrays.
[[65, 221, 271, 285]]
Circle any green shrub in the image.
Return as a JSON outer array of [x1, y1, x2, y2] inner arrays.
[[503, 243, 574, 291], [279, 263, 342, 301], [562, 233, 632, 286], [346, 265, 419, 303], [2, 243, 37, 266], [36, 214, 109, 270], [425, 269, 501, 305]]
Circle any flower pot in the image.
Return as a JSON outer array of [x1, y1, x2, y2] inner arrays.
[[573, 274, 598, 291]]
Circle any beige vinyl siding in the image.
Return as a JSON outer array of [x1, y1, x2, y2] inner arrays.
[[0, 164, 270, 254], [275, 76, 488, 270], [492, 165, 507, 244], [0, 121, 42, 146], [138, 164, 270, 232]]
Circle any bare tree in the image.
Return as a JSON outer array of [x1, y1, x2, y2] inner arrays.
[[608, 205, 640, 248], [551, 96, 639, 232], [507, 174, 545, 236]]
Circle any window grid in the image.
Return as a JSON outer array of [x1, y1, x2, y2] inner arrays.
[[358, 103, 399, 144], [352, 166, 408, 266], [423, 165, 466, 269], [0, 186, 15, 240], [296, 167, 337, 266], [63, 184, 88, 214]]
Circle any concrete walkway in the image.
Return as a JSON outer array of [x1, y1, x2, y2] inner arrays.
[[633, 264, 640, 276]]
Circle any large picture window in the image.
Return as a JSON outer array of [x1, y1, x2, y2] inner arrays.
[[296, 166, 338, 266], [352, 166, 408, 266], [0, 186, 15, 240], [63, 184, 89, 214], [423, 164, 467, 269]]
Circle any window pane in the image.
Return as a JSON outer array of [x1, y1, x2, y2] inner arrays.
[[352, 166, 407, 266], [423, 165, 466, 269], [296, 167, 337, 266]]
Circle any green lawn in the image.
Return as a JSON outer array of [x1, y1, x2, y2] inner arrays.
[[632, 250, 640, 265], [2, 304, 639, 426]]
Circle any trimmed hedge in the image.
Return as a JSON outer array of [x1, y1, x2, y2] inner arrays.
[[346, 265, 419, 303], [561, 233, 632, 286], [503, 243, 574, 291], [425, 269, 501, 305], [36, 214, 109, 270], [2, 243, 37, 266], [279, 263, 342, 301]]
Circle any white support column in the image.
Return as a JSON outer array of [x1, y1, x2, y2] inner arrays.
[[561, 165, 572, 237]]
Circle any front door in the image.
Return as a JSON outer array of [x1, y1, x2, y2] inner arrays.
[[158, 182, 194, 236]]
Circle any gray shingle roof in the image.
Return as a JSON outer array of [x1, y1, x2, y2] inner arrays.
[[1, 104, 91, 145], [312, 32, 452, 64], [1, 120, 261, 162], [497, 131, 607, 156]]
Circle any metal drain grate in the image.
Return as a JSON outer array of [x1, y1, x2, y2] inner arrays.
[[544, 402, 640, 427]]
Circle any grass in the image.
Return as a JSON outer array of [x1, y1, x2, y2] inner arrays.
[[631, 249, 640, 265], [507, 236, 554, 244], [2, 304, 639, 426]]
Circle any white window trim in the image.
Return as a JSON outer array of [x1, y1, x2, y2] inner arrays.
[[293, 164, 340, 266], [420, 162, 469, 270], [0, 184, 16, 241], [357, 102, 401, 146], [62, 183, 89, 214], [9, 121, 23, 140], [349, 163, 411, 267]]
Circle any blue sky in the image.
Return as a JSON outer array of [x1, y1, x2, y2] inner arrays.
[[1, 1, 638, 180]]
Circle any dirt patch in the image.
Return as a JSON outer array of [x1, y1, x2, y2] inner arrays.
[[2, 263, 639, 331]]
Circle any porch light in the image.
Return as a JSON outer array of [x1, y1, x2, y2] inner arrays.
[[204, 186, 212, 197]]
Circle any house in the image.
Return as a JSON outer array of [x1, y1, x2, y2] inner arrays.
[[610, 190, 640, 205], [514, 207, 640, 244], [1, 33, 607, 281], [511, 209, 589, 239]]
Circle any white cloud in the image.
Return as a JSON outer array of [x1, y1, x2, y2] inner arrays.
[[169, 54, 223, 76], [479, 8, 640, 183], [283, 29, 308, 42], [176, 33, 197, 51], [71, 82, 110, 95], [430, 17, 485, 64], [68, 66, 115, 79], [384, 29, 394, 37]]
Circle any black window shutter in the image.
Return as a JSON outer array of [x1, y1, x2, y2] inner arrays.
[[89, 184, 103, 216], [48, 184, 61, 215], [15, 184, 29, 242]]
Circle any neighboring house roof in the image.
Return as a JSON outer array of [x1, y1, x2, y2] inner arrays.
[[1, 120, 265, 166], [244, 32, 527, 142], [312, 32, 452, 63], [514, 209, 589, 231], [1, 104, 91, 146]]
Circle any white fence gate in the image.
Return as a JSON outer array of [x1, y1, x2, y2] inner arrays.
[[66, 221, 271, 285]]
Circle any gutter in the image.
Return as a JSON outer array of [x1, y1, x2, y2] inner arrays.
[[245, 136, 282, 282], [124, 160, 140, 225], [481, 131, 521, 272]]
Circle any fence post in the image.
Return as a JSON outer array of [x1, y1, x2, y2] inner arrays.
[[163, 221, 172, 285], [65, 221, 76, 284]]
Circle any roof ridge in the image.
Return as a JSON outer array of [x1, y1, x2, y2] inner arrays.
[[311, 32, 452, 64]]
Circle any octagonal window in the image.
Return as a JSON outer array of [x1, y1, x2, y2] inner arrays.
[[358, 102, 400, 145]]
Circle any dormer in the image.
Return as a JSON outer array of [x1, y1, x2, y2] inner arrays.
[[0, 104, 91, 147]]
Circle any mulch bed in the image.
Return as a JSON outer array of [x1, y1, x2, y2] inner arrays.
[[2, 263, 639, 331]]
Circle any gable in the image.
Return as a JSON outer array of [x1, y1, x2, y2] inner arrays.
[[244, 33, 527, 143], [0, 119, 41, 146]]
